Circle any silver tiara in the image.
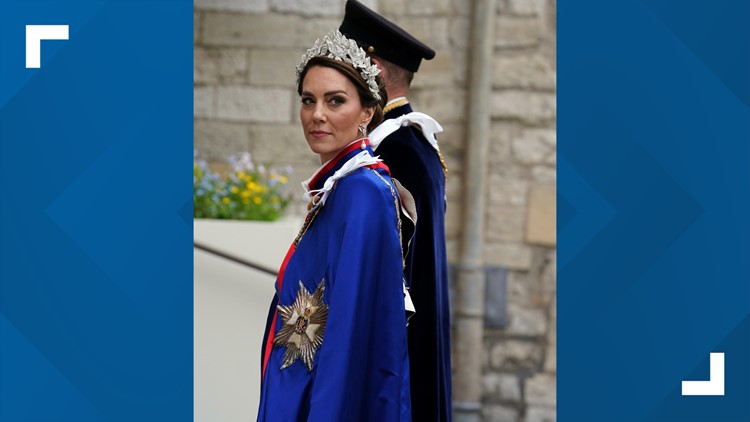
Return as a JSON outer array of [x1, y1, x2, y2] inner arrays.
[[296, 30, 382, 101]]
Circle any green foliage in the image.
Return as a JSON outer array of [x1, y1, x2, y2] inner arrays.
[[194, 152, 293, 221]]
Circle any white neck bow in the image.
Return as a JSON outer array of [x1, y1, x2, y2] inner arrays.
[[368, 112, 444, 152]]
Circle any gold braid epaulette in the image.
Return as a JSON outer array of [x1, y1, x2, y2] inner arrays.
[[383, 98, 410, 114], [437, 151, 448, 176]]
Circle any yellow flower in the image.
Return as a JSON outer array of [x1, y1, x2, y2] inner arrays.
[[237, 172, 246, 179], [222, 197, 230, 205], [253, 197, 262, 204], [241, 190, 251, 199], [242, 198, 250, 204], [280, 176, 288, 184], [230, 186, 239, 194], [271, 196, 280, 203]]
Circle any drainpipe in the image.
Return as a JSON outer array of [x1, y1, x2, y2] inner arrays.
[[453, 0, 496, 421]]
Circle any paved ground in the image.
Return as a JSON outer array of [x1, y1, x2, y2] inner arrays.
[[194, 218, 301, 421]]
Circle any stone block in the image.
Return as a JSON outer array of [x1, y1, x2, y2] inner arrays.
[[453, 48, 468, 85], [482, 404, 520, 422], [411, 87, 466, 124], [248, 124, 314, 164], [494, 16, 543, 48], [450, 17, 469, 49], [250, 49, 300, 86], [194, 11, 201, 44], [392, 17, 450, 49], [507, 270, 532, 307], [216, 86, 293, 123], [489, 339, 543, 370], [526, 183, 555, 246], [489, 123, 516, 165], [482, 373, 521, 402], [195, 0, 269, 13], [194, 86, 215, 118], [541, 250, 556, 293], [489, 160, 528, 180], [507, 303, 547, 336], [445, 199, 462, 239], [194, 120, 251, 161], [488, 173, 528, 207], [407, 0, 451, 15], [451, 0, 471, 15], [411, 50, 455, 88], [545, 338, 556, 373], [507, 0, 546, 16], [378, 0, 405, 15], [437, 123, 465, 173], [445, 173, 462, 204], [358, 0, 378, 12], [271, 0, 340, 16], [531, 165, 555, 183], [486, 204, 526, 242], [545, 297, 556, 372], [525, 373, 556, 406], [203, 13, 298, 47], [491, 91, 556, 125], [512, 128, 555, 165], [446, 239, 459, 263], [493, 54, 556, 90], [485, 241, 532, 271], [194, 47, 217, 84], [294, 18, 343, 47], [195, 47, 249, 84], [526, 406, 556, 422]]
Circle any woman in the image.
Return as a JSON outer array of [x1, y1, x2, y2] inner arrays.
[[257, 30, 412, 421]]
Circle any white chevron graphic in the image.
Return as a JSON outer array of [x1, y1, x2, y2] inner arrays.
[[26, 25, 69, 68], [681, 352, 725, 396]]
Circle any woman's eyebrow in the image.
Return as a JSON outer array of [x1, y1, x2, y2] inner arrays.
[[324, 90, 348, 96]]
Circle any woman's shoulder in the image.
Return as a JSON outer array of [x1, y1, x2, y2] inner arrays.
[[333, 167, 396, 205]]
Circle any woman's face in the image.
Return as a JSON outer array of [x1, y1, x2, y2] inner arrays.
[[300, 65, 373, 163]]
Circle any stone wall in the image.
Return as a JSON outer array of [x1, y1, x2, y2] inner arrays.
[[194, 0, 556, 421]]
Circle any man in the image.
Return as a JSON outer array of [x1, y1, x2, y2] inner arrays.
[[340, 2, 452, 421]]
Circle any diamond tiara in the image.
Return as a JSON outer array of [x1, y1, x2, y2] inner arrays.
[[296, 30, 382, 101]]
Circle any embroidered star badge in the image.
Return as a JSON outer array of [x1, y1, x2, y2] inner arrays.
[[274, 280, 328, 371]]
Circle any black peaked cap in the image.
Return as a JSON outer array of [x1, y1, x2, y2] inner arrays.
[[339, 0, 435, 73]]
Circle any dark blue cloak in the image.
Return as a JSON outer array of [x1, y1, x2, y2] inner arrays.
[[377, 102, 453, 422], [258, 144, 411, 422]]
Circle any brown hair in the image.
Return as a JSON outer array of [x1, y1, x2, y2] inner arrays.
[[296, 56, 387, 133]]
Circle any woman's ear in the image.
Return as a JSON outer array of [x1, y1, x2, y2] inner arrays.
[[362, 108, 374, 124]]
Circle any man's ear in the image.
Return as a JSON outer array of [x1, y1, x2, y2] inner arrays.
[[370, 56, 386, 77]]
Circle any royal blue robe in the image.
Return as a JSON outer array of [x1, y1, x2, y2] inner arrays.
[[377, 102, 453, 422], [258, 143, 411, 422]]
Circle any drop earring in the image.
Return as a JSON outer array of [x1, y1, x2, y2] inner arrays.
[[359, 124, 367, 149]]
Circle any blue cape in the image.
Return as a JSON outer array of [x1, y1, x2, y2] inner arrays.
[[378, 102, 453, 422], [258, 145, 411, 421]]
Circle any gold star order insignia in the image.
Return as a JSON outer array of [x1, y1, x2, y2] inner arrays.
[[274, 280, 328, 371]]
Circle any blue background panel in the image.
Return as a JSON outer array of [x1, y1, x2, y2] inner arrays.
[[559, 0, 750, 421], [0, 0, 193, 420]]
